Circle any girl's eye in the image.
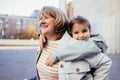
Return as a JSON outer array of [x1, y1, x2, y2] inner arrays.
[[74, 31, 79, 34], [82, 29, 88, 33]]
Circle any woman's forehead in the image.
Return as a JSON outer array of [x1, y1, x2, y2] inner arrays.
[[39, 13, 50, 18]]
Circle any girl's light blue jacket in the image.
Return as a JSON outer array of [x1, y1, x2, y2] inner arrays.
[[52, 32, 108, 61], [36, 32, 112, 80]]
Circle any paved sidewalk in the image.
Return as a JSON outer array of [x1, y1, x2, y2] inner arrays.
[[0, 39, 39, 49]]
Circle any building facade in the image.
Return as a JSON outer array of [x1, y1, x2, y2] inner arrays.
[[0, 14, 39, 39], [60, 0, 120, 54]]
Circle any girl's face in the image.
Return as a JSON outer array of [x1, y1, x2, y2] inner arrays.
[[71, 23, 90, 41], [39, 13, 56, 36]]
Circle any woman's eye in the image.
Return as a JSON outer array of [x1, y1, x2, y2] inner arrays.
[[44, 15, 50, 19], [39, 17, 42, 20]]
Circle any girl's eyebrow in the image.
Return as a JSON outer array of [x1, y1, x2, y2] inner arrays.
[[82, 29, 88, 32]]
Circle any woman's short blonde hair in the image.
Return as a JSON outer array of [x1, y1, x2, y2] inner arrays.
[[40, 6, 69, 39]]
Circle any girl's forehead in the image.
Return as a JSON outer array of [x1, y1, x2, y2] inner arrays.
[[74, 23, 85, 26], [73, 23, 89, 29]]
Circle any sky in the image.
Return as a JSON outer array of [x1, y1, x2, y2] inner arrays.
[[0, 0, 59, 16]]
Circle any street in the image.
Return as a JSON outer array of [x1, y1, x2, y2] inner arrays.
[[109, 54, 120, 80], [0, 49, 37, 80], [0, 49, 120, 80]]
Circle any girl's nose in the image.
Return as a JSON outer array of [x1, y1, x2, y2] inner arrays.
[[78, 34, 85, 40], [79, 33, 84, 37]]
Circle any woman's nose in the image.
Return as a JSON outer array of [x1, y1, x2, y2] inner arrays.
[[39, 19, 46, 25], [39, 21, 46, 27], [41, 21, 46, 24]]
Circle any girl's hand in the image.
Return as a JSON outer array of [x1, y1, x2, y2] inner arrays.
[[39, 34, 47, 50], [46, 55, 55, 66]]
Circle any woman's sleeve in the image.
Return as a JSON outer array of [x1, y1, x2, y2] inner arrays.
[[52, 34, 108, 61]]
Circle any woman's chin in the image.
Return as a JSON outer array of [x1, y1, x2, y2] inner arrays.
[[41, 29, 46, 33]]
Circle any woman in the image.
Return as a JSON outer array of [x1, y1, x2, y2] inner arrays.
[[36, 6, 69, 80]]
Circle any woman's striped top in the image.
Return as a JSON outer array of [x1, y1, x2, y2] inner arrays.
[[37, 40, 60, 80]]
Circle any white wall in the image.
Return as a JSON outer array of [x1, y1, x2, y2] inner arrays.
[[72, 0, 120, 54], [59, 0, 67, 14], [102, 14, 120, 54]]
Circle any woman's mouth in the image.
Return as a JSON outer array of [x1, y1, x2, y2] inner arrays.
[[41, 25, 47, 29]]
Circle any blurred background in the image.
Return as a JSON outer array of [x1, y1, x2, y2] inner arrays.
[[0, 0, 120, 80]]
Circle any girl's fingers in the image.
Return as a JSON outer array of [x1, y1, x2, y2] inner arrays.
[[46, 57, 55, 66], [39, 34, 47, 50], [39, 34, 44, 50], [43, 35, 46, 43], [46, 57, 50, 66]]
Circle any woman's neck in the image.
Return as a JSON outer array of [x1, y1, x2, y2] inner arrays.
[[46, 33, 58, 41]]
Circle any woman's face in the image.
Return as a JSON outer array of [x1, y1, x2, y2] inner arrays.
[[39, 13, 56, 36], [71, 23, 90, 41]]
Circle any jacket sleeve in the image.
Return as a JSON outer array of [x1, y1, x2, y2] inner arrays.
[[88, 53, 112, 80], [52, 33, 108, 61]]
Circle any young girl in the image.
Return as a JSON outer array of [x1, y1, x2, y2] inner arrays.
[[44, 16, 112, 80]]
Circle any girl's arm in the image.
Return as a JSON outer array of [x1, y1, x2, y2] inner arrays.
[[87, 53, 112, 80], [93, 54, 112, 80], [52, 33, 108, 61]]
